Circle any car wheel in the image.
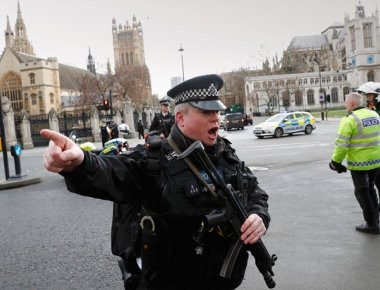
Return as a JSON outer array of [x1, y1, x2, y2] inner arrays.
[[305, 124, 313, 135], [274, 127, 283, 138], [257, 136, 264, 139]]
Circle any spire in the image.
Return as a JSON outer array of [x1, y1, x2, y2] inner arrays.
[[6, 15, 12, 32], [87, 47, 96, 74], [17, 1, 22, 19], [107, 58, 112, 74], [5, 15, 14, 48]]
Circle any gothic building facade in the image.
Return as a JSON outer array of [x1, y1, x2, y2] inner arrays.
[[111, 16, 152, 105], [245, 4, 380, 114], [0, 2, 95, 115]]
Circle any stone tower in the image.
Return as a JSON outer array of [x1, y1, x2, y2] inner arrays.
[[87, 47, 96, 74], [111, 15, 152, 104], [12, 1, 34, 55], [112, 15, 145, 70]]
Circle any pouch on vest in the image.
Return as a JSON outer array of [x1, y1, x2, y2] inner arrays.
[[140, 215, 173, 286]]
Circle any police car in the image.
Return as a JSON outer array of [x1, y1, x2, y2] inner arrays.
[[253, 111, 316, 138]]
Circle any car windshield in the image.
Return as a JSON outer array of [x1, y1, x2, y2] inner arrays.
[[226, 113, 243, 120], [266, 114, 286, 122]]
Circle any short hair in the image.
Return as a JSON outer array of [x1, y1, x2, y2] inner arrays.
[[174, 102, 192, 115], [346, 92, 363, 107]]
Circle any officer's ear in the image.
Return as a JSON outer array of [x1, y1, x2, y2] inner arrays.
[[176, 110, 185, 127]]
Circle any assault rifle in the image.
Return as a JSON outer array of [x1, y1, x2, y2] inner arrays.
[[177, 141, 277, 288]]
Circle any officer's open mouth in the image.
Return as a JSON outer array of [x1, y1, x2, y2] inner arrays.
[[208, 127, 218, 137]]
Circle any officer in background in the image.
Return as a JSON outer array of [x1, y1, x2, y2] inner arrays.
[[149, 96, 174, 138], [41, 74, 270, 289], [330, 92, 380, 234]]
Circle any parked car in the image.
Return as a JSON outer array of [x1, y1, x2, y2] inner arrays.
[[224, 112, 245, 131], [244, 114, 253, 125], [253, 111, 316, 138]]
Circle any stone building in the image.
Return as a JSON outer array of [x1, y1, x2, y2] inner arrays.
[[245, 4, 380, 114], [0, 2, 96, 115], [112, 16, 153, 105]]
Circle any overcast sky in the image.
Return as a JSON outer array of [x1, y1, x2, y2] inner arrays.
[[1, 0, 379, 96]]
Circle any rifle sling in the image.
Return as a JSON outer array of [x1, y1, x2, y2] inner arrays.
[[167, 136, 218, 199]]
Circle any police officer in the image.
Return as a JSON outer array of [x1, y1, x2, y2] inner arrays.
[[330, 92, 380, 234], [41, 74, 270, 289], [357, 82, 380, 114], [358, 82, 380, 207], [149, 96, 174, 138]]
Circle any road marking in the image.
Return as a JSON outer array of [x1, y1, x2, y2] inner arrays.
[[238, 142, 333, 151], [249, 166, 269, 171]]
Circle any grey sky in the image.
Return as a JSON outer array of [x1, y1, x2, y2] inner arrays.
[[1, 0, 379, 96]]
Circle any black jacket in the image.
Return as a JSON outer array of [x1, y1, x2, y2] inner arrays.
[[62, 125, 270, 289], [149, 112, 174, 137]]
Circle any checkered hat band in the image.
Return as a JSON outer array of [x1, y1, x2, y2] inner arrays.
[[174, 88, 219, 104]]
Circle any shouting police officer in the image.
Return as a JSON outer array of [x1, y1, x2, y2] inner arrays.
[[149, 96, 175, 138], [41, 74, 271, 290]]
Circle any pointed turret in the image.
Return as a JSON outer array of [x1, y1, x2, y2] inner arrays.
[[107, 58, 112, 74], [87, 47, 96, 74], [5, 15, 14, 48], [13, 1, 34, 55], [17, 1, 22, 20]]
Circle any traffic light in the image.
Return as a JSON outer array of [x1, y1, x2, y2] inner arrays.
[[325, 94, 331, 103], [103, 99, 110, 110]]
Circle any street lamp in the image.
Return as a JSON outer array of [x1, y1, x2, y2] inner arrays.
[[314, 55, 327, 120], [178, 44, 185, 81]]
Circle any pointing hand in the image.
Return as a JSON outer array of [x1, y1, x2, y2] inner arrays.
[[40, 129, 84, 173]]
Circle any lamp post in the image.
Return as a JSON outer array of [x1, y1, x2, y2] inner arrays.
[[109, 89, 113, 119], [178, 45, 185, 81], [0, 96, 10, 180], [314, 56, 326, 120]]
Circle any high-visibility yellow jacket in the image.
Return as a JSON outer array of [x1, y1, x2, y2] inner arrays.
[[332, 107, 380, 170]]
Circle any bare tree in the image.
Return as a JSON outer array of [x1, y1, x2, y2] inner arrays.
[[76, 74, 99, 107], [114, 65, 152, 109]]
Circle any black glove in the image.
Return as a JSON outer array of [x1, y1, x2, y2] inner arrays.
[[329, 160, 347, 173]]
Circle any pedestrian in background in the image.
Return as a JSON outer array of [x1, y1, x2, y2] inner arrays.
[[330, 92, 380, 234], [137, 120, 144, 139], [100, 122, 110, 147]]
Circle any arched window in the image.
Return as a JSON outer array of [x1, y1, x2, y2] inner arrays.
[[50, 93, 54, 105], [29, 73, 35, 84], [0, 72, 22, 112], [343, 87, 350, 101], [331, 87, 339, 103], [307, 89, 315, 105], [24, 93, 29, 111], [368, 70, 375, 82], [31, 93, 37, 105], [295, 90, 303, 106]]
